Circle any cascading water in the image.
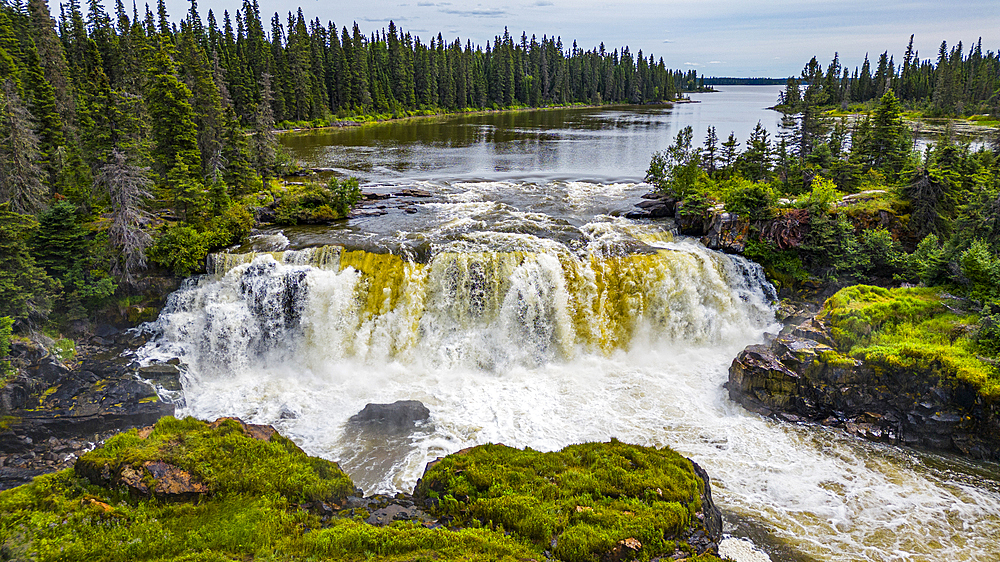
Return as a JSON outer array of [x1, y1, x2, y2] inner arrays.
[[141, 98, 1000, 562], [138, 215, 1000, 561]]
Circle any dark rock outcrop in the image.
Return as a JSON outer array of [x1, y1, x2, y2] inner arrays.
[[348, 400, 430, 428], [0, 333, 174, 490], [728, 316, 1000, 460], [626, 192, 677, 219], [701, 211, 749, 253]]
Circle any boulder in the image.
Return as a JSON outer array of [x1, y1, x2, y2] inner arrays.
[[728, 314, 1000, 460], [349, 400, 430, 428]]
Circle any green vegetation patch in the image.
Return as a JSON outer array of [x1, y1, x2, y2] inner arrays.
[[417, 440, 708, 562], [0, 470, 541, 562], [0, 423, 721, 562], [75, 416, 355, 502], [275, 177, 362, 225], [822, 285, 999, 398]]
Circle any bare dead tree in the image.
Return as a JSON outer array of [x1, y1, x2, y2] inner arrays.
[[95, 149, 153, 285], [0, 80, 48, 214]]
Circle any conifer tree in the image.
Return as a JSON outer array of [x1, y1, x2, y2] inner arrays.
[[95, 148, 152, 284], [0, 203, 53, 322], [146, 41, 204, 218]]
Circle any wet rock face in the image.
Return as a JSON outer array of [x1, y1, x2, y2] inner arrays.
[[0, 332, 174, 490], [626, 192, 677, 219], [728, 316, 1000, 461], [701, 212, 750, 253], [339, 401, 433, 493]]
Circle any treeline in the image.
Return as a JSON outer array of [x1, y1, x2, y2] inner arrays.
[[779, 35, 1000, 116], [704, 77, 787, 86]]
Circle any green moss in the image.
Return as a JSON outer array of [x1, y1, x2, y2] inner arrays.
[[822, 285, 1000, 398], [0, 415, 19, 431], [417, 440, 705, 562], [51, 337, 76, 362], [76, 416, 356, 502], [1, 423, 714, 562]]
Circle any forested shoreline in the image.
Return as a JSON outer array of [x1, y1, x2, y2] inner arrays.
[[777, 36, 1000, 117]]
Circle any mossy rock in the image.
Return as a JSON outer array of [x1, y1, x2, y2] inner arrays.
[[416, 440, 717, 562], [822, 285, 999, 398], [74, 416, 357, 504]]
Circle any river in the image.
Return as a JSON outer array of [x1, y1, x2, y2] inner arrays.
[[138, 87, 1000, 562]]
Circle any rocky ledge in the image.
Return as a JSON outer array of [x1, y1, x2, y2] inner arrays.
[[0, 416, 726, 562], [728, 287, 1000, 460], [0, 330, 173, 490]]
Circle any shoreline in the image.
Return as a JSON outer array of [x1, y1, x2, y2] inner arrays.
[[271, 98, 696, 135]]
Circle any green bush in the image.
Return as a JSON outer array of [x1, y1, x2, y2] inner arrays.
[[976, 301, 1000, 356], [275, 177, 361, 225], [147, 225, 211, 275], [959, 239, 1000, 301], [720, 177, 776, 220], [148, 203, 255, 276], [798, 175, 841, 214], [743, 239, 808, 287]]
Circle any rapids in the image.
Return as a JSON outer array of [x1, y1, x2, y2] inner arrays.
[[138, 95, 1000, 561]]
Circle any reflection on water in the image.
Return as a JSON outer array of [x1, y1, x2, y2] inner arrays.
[[282, 86, 784, 184]]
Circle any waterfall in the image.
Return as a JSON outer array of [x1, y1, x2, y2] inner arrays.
[[137, 227, 1000, 562], [147, 235, 775, 378]]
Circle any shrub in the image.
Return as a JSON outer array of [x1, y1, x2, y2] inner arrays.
[[958, 239, 1000, 301], [275, 177, 362, 225], [720, 177, 776, 220], [147, 225, 211, 275], [798, 175, 841, 214]]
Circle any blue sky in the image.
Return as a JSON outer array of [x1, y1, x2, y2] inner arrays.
[[159, 0, 999, 77]]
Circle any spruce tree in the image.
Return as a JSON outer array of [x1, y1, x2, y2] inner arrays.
[[0, 203, 52, 322], [95, 149, 152, 284], [146, 41, 204, 219]]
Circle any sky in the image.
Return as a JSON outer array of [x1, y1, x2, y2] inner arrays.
[[158, 0, 1000, 77]]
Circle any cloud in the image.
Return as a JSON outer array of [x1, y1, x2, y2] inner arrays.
[[531, 0, 554, 5], [708, 60, 723, 64], [440, 7, 506, 17], [416, 1, 435, 5], [684, 62, 701, 66], [662, 39, 674, 43]]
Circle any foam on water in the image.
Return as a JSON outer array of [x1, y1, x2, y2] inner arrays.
[[139, 218, 1000, 562]]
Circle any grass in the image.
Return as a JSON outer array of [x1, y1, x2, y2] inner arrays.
[[821, 285, 1000, 398], [0, 420, 722, 562]]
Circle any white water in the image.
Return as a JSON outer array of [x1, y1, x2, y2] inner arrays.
[[139, 215, 1000, 562]]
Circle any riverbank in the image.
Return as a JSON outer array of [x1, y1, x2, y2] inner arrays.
[[271, 99, 690, 135]]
